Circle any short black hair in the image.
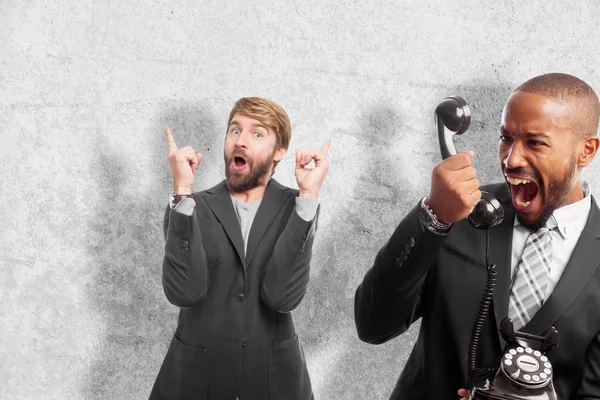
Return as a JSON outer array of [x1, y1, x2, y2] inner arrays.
[[515, 73, 600, 140]]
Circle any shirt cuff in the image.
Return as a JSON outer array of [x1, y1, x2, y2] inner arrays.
[[295, 197, 319, 222], [170, 196, 196, 216]]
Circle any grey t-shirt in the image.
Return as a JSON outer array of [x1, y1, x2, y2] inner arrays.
[[230, 196, 262, 256]]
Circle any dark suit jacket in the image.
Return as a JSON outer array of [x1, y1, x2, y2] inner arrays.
[[150, 179, 317, 400], [354, 183, 600, 399]]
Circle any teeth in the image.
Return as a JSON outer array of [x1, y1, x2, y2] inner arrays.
[[516, 199, 531, 207], [506, 176, 531, 185]]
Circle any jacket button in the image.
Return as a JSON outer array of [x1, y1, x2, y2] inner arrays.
[[410, 237, 415, 247], [182, 240, 189, 247], [241, 338, 248, 347], [236, 293, 245, 302], [401, 252, 407, 261], [396, 258, 403, 267], [405, 244, 411, 254]]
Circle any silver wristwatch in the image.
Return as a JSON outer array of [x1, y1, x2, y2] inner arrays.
[[418, 197, 452, 235]]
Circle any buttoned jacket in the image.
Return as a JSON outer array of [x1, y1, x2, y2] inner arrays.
[[355, 183, 600, 399], [150, 179, 317, 400]]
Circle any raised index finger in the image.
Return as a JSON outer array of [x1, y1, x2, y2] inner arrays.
[[165, 126, 177, 153], [321, 139, 331, 158]]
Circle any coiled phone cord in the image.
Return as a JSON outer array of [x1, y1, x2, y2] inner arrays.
[[467, 229, 497, 381]]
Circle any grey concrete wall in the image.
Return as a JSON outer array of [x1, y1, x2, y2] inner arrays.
[[2, 1, 600, 399]]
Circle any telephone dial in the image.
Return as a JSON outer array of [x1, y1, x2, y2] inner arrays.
[[435, 97, 560, 400]]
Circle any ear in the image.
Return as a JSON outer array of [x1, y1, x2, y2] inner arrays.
[[578, 136, 600, 167], [273, 146, 286, 162]]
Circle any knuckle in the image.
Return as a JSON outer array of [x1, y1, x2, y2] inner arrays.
[[460, 192, 470, 204]]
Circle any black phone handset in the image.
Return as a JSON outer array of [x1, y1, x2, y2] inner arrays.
[[435, 97, 559, 400], [435, 96, 504, 230]]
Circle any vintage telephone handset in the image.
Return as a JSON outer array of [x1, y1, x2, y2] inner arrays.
[[435, 97, 559, 400], [435, 96, 504, 229]]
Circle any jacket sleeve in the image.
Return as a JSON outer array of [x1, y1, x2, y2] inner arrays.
[[354, 201, 448, 344], [575, 331, 600, 399], [161, 204, 210, 308], [260, 205, 319, 313]]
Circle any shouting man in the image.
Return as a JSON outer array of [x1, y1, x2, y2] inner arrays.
[[355, 73, 600, 399]]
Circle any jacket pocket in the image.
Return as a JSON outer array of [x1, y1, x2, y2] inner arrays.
[[157, 335, 208, 400], [391, 385, 419, 400], [442, 244, 487, 270], [269, 335, 313, 400]]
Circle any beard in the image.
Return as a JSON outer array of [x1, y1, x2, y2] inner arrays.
[[224, 149, 275, 192], [515, 156, 577, 231]]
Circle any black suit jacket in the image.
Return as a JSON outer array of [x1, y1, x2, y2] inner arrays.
[[355, 183, 600, 399], [150, 179, 317, 400]]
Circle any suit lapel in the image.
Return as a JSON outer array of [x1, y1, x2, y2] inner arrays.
[[245, 179, 292, 266], [204, 181, 245, 264], [524, 196, 600, 335], [488, 184, 516, 347]]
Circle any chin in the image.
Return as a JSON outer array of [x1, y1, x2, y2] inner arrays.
[[516, 207, 554, 232]]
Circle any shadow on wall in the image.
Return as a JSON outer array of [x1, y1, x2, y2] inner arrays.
[[297, 82, 513, 400], [292, 103, 416, 399], [443, 82, 513, 183], [81, 102, 222, 399]]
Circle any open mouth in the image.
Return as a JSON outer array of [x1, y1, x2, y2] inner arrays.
[[232, 155, 247, 171], [506, 176, 539, 209]]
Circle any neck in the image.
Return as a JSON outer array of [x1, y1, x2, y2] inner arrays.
[[228, 179, 270, 203], [560, 176, 585, 208]]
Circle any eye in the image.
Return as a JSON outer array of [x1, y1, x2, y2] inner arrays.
[[230, 128, 240, 135], [500, 135, 513, 143], [528, 140, 546, 147], [254, 132, 263, 138]]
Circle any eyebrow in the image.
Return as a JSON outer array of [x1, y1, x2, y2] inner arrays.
[[228, 120, 269, 132], [500, 126, 551, 140], [524, 132, 551, 140]]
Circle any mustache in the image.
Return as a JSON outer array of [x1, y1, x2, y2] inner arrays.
[[230, 149, 246, 158], [503, 166, 539, 182], [228, 149, 251, 162]]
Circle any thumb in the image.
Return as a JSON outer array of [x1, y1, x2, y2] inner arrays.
[[459, 151, 475, 159]]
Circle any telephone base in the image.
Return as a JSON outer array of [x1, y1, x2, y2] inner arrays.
[[470, 386, 556, 400]]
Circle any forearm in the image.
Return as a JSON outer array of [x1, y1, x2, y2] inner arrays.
[[260, 206, 318, 313], [161, 204, 210, 308], [354, 202, 447, 344]]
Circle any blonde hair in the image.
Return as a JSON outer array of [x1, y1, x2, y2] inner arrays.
[[227, 97, 292, 151]]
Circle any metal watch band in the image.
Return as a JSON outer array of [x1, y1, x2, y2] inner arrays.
[[418, 197, 452, 235]]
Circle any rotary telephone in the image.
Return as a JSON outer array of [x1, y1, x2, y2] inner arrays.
[[435, 97, 559, 400]]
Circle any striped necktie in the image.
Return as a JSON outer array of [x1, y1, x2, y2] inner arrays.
[[508, 216, 557, 331]]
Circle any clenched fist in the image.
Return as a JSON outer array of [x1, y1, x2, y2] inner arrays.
[[165, 126, 202, 195], [426, 151, 481, 225]]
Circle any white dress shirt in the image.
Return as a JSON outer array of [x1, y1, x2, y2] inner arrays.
[[510, 181, 592, 301]]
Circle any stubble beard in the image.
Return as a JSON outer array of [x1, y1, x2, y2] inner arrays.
[[225, 150, 275, 193]]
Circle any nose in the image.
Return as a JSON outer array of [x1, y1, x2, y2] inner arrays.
[[503, 141, 527, 169], [234, 130, 249, 148]]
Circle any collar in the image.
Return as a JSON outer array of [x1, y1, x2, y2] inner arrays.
[[514, 180, 592, 238]]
